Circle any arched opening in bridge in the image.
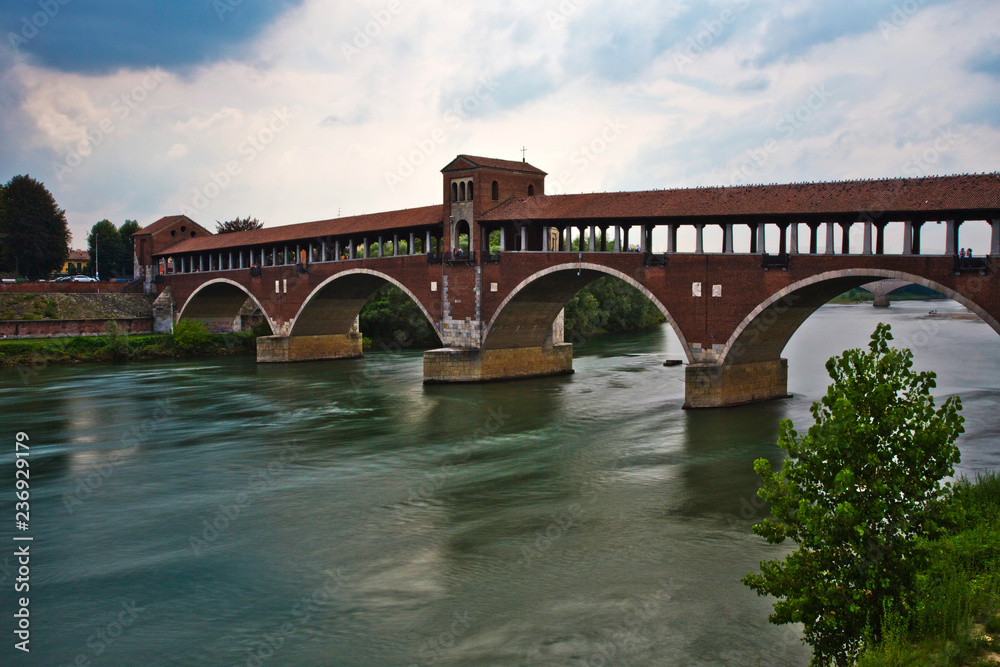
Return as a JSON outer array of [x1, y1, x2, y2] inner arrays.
[[719, 269, 1000, 385], [482, 263, 688, 363], [289, 271, 442, 348], [178, 280, 273, 334]]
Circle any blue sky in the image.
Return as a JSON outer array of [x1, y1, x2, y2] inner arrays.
[[1, 0, 998, 252]]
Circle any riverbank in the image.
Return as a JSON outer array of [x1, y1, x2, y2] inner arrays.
[[0, 329, 257, 368], [858, 472, 1000, 665]]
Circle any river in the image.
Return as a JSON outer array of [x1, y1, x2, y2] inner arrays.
[[1, 300, 998, 666]]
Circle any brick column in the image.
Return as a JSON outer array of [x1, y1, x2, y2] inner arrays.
[[992, 219, 1000, 256], [825, 222, 835, 254], [863, 220, 873, 254], [789, 223, 798, 255]]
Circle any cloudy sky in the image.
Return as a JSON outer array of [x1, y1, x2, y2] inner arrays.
[[1, 0, 998, 252]]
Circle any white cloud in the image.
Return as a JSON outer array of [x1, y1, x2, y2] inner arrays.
[[0, 0, 997, 254]]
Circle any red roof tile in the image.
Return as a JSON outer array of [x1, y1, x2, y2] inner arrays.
[[154, 205, 442, 256], [67, 249, 90, 261], [479, 174, 1000, 223]]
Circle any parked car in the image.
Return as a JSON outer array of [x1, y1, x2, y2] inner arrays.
[[69, 275, 97, 282], [53, 276, 72, 282]]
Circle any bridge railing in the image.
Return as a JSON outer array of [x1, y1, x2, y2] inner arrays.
[[954, 255, 989, 274], [442, 250, 475, 265]]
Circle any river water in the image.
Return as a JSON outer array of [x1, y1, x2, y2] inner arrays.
[[1, 301, 998, 666]]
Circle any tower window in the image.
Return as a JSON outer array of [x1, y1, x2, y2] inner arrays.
[[468, 181, 473, 200], [528, 184, 535, 196], [451, 182, 458, 202], [492, 181, 499, 201], [459, 182, 466, 201]]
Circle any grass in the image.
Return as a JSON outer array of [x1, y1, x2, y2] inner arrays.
[[0, 327, 259, 367], [857, 472, 1000, 666]]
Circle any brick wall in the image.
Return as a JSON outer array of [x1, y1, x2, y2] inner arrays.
[[0, 318, 152, 339]]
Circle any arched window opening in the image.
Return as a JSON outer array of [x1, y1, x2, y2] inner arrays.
[[492, 181, 499, 201], [451, 182, 458, 202], [459, 182, 466, 201], [528, 184, 535, 196], [455, 220, 471, 254], [468, 181, 473, 200]]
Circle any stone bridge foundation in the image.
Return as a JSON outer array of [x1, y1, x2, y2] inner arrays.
[[683, 360, 790, 409], [257, 333, 363, 363], [423, 343, 574, 383]]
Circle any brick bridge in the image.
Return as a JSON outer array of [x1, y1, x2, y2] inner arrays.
[[134, 155, 1000, 408]]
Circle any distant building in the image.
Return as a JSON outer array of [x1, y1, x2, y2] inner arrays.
[[62, 249, 90, 274]]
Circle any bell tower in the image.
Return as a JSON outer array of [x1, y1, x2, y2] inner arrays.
[[440, 155, 547, 254]]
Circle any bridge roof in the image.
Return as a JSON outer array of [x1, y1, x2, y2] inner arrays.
[[479, 173, 1000, 224], [153, 205, 442, 256]]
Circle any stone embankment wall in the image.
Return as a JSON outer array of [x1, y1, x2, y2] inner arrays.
[[0, 293, 155, 339]]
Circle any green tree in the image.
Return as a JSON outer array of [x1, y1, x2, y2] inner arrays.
[[359, 285, 438, 348], [87, 219, 124, 279], [118, 220, 141, 277], [216, 216, 263, 234], [742, 323, 965, 666], [0, 175, 70, 278]]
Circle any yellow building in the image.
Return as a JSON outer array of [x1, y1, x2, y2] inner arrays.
[[62, 249, 90, 274]]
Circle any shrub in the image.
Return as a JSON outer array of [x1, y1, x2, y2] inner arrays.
[[103, 321, 133, 360], [172, 318, 212, 352]]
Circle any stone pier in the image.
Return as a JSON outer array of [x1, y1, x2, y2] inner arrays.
[[423, 343, 573, 383], [683, 359, 790, 409], [257, 333, 363, 363]]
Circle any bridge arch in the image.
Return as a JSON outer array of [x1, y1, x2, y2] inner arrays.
[[177, 278, 273, 333], [289, 269, 441, 341], [482, 262, 693, 359], [720, 268, 1000, 367]]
